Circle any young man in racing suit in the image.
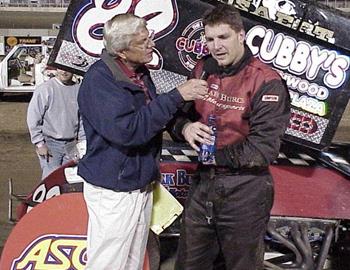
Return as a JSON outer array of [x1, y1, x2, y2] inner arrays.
[[171, 5, 291, 270]]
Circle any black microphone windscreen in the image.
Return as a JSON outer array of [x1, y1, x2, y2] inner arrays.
[[201, 57, 217, 79]]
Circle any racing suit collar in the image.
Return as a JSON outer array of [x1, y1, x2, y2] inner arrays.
[[218, 45, 253, 77]]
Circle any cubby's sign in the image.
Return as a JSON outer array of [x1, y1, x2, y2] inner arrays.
[[50, 0, 350, 149], [243, 23, 350, 147]]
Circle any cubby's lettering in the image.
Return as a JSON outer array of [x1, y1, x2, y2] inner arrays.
[[246, 25, 349, 90]]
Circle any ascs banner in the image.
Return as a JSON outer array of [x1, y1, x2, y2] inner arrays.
[[49, 0, 350, 150]]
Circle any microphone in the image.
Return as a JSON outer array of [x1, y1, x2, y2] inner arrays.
[[200, 70, 209, 80], [199, 57, 217, 80]]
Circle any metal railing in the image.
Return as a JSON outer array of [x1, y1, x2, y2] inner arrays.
[[0, 0, 70, 8], [0, 0, 349, 10], [319, 0, 350, 8]]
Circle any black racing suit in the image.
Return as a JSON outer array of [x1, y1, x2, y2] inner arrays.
[[171, 47, 291, 270]]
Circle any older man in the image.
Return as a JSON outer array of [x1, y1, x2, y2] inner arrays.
[[78, 13, 208, 270]]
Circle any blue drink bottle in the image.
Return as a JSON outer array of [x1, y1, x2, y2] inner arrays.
[[199, 114, 217, 164]]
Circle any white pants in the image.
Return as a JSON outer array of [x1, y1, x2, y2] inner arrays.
[[83, 181, 153, 270]]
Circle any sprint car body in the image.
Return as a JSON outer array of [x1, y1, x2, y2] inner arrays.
[[2, 140, 350, 269]]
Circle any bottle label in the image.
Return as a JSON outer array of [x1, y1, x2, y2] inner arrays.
[[199, 134, 216, 164], [199, 114, 217, 164]]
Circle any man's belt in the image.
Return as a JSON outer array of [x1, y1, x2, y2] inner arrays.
[[200, 165, 268, 177]]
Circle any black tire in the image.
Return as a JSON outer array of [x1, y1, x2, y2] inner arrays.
[[331, 223, 350, 270]]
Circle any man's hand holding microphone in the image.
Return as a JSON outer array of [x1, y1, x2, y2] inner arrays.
[[177, 78, 208, 101]]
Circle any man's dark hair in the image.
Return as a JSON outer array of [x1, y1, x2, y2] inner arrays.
[[202, 4, 244, 32]]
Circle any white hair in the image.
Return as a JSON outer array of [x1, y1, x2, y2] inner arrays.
[[103, 13, 146, 56]]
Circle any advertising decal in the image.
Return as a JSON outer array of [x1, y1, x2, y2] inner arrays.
[[4, 36, 42, 54]]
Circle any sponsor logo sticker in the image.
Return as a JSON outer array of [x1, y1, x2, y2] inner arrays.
[[11, 234, 87, 270], [262, 94, 279, 102]]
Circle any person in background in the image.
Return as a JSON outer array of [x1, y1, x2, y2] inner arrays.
[[27, 69, 84, 179], [33, 53, 46, 85], [171, 5, 291, 270], [77, 13, 208, 270]]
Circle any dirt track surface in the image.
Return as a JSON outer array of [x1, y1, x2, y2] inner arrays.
[[0, 92, 350, 257], [0, 93, 41, 253]]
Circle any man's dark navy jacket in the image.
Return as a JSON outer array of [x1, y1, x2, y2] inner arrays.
[[78, 50, 184, 191]]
